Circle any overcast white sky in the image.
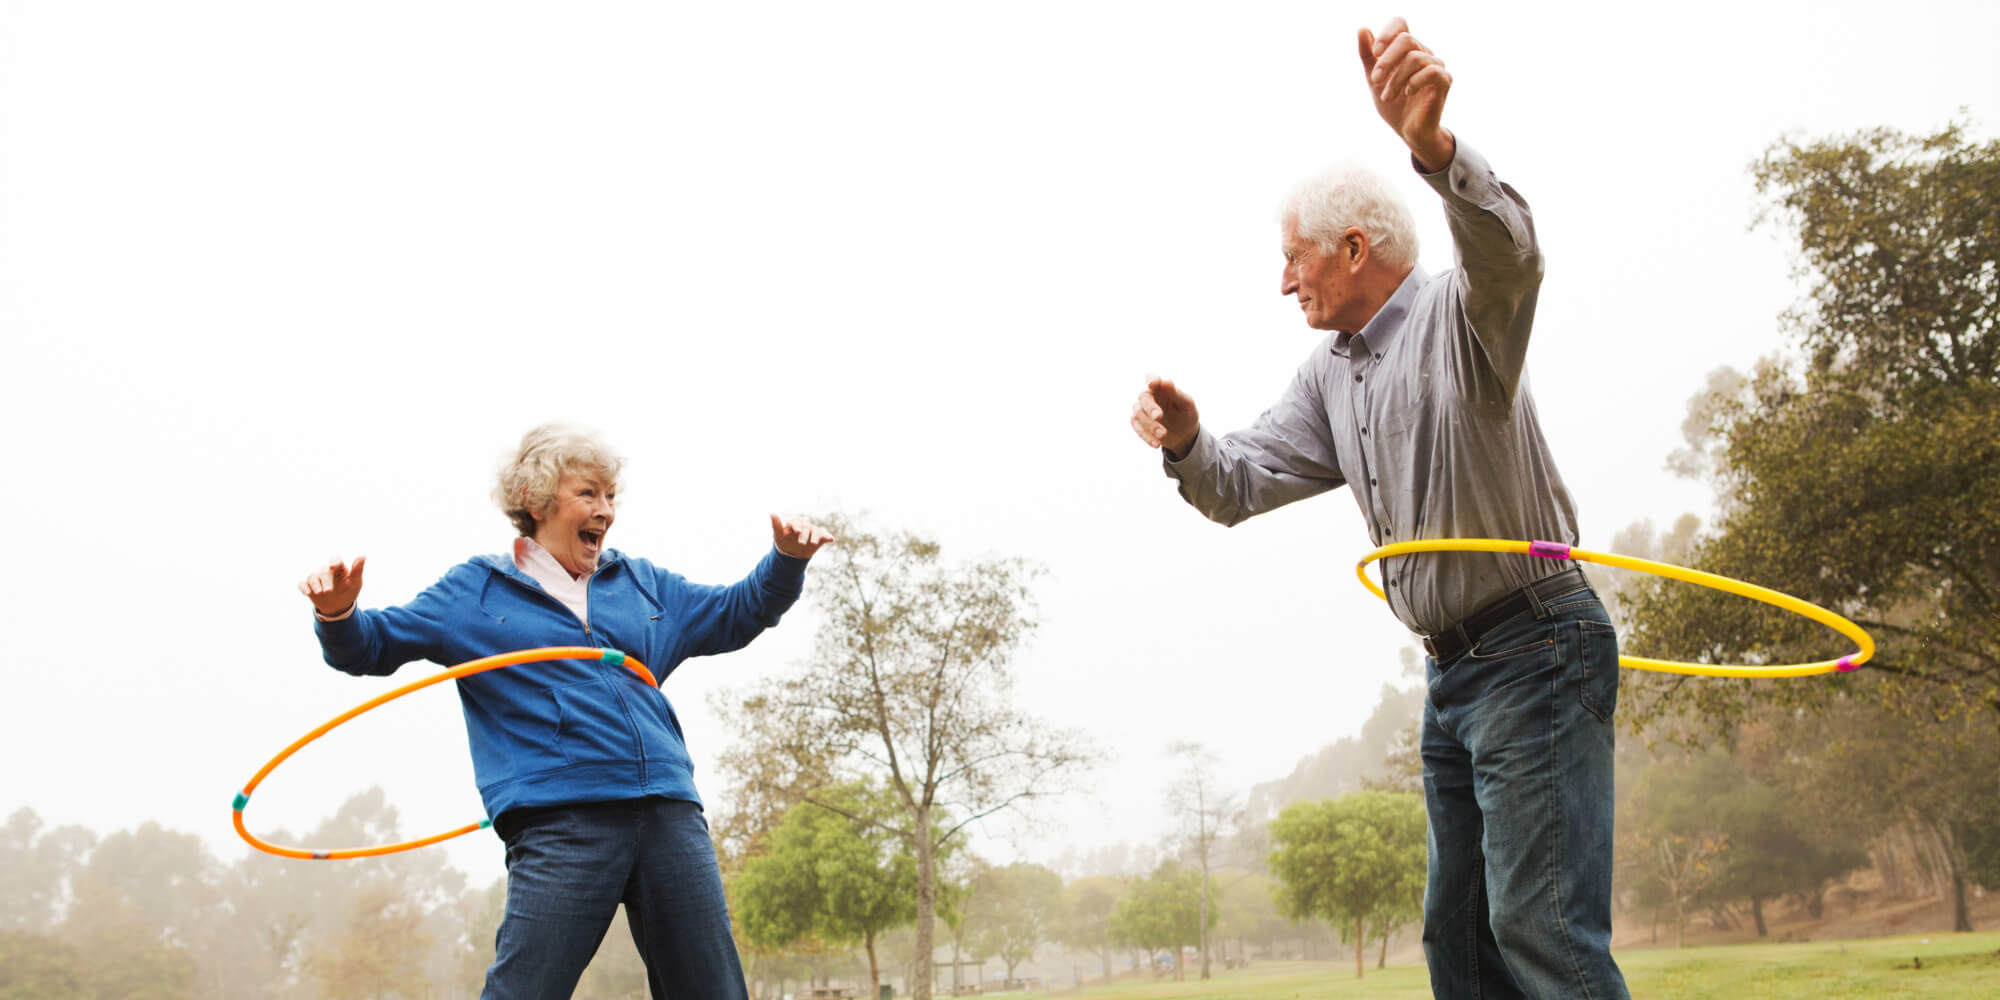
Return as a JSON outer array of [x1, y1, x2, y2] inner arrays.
[[4, 1, 1996, 886]]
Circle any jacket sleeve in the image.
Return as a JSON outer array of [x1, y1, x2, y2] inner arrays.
[[1163, 349, 1346, 526], [1421, 142, 1545, 405], [658, 547, 808, 668], [311, 568, 466, 676]]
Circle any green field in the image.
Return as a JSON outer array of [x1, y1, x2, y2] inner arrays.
[[1064, 932, 2000, 999]]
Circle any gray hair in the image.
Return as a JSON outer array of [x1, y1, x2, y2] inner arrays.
[[1281, 166, 1419, 273], [493, 424, 626, 537]]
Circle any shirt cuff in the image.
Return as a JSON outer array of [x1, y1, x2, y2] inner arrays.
[[313, 604, 356, 623], [1160, 427, 1218, 480], [1417, 140, 1496, 203]]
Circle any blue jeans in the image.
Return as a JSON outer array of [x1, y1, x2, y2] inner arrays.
[[483, 797, 748, 1000], [1420, 583, 1629, 1000]]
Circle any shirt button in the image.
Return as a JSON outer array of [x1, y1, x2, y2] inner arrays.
[[1361, 426, 1368, 435], [1354, 374, 1362, 383], [1370, 478, 1378, 486]]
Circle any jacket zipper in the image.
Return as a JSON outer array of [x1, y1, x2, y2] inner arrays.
[[582, 565, 648, 782], [498, 561, 650, 783]]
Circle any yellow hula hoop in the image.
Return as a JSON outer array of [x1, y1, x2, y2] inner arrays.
[[232, 646, 658, 860], [1354, 539, 1874, 678]]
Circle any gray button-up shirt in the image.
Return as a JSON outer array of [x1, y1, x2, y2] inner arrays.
[[1165, 142, 1579, 635]]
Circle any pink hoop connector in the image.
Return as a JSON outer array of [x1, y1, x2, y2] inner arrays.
[[1529, 540, 1573, 560], [1835, 655, 1861, 672]]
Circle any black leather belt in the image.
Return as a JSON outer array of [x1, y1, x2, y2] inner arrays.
[[1421, 567, 1591, 662]]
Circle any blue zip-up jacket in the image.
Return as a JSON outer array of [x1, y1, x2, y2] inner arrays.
[[313, 545, 807, 822]]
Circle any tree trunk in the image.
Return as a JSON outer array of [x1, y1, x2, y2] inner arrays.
[[1378, 922, 1390, 969], [866, 929, 881, 999], [1752, 896, 1767, 938], [1953, 869, 1973, 932], [1353, 915, 1364, 979], [1199, 861, 1211, 980], [914, 806, 936, 1000], [1674, 896, 1686, 949], [1099, 945, 1110, 983]]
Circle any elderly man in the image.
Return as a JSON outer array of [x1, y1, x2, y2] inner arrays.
[[1130, 18, 1629, 1000]]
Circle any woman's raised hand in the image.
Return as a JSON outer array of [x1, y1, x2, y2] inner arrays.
[[770, 516, 834, 559], [299, 556, 367, 617]]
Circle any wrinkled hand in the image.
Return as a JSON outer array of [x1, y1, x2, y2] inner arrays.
[[1359, 17, 1455, 172], [299, 556, 366, 617], [1130, 375, 1200, 460], [770, 515, 834, 559]]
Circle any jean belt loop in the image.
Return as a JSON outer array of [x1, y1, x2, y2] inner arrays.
[[1525, 577, 1550, 621], [1453, 621, 1472, 655]]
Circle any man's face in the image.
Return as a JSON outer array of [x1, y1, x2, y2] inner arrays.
[[1280, 217, 1364, 333]]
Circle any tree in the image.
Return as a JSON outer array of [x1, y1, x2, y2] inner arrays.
[[719, 514, 1094, 1000], [1713, 724, 1870, 936], [1107, 862, 1211, 981], [1621, 121, 2000, 731], [963, 862, 1062, 984], [220, 788, 470, 998], [1241, 684, 1424, 824], [1056, 875, 1123, 985], [1616, 754, 1734, 947], [1212, 870, 1288, 966], [0, 809, 94, 936], [58, 821, 216, 1000], [735, 783, 921, 997], [1162, 741, 1233, 979], [304, 886, 434, 999], [1266, 791, 1424, 979], [1762, 695, 1999, 931], [0, 930, 86, 999]]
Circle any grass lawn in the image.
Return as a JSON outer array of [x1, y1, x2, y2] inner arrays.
[[1063, 932, 2000, 998]]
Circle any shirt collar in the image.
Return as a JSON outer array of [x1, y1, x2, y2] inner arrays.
[[1331, 266, 1427, 359], [511, 536, 609, 582]]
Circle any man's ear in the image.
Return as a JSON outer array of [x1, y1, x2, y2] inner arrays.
[[1343, 228, 1370, 270]]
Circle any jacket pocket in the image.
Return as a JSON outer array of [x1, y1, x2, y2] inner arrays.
[[550, 679, 639, 766]]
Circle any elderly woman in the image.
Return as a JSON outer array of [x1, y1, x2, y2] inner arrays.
[[298, 424, 828, 999]]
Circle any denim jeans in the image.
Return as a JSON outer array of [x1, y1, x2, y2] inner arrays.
[[1419, 582, 1629, 1000], [483, 797, 748, 1000]]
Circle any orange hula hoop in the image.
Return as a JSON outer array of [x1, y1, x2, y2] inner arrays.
[[232, 646, 657, 860]]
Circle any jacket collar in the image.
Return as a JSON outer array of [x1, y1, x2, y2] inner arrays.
[[475, 546, 626, 585]]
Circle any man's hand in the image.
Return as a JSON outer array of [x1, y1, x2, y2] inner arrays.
[[771, 515, 834, 559], [1131, 376, 1200, 460], [299, 556, 366, 617], [1359, 17, 1455, 172]]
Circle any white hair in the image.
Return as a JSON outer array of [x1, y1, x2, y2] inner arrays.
[[1280, 166, 1420, 273], [493, 424, 625, 537]]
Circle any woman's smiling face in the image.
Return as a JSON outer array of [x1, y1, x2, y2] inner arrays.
[[532, 469, 616, 577]]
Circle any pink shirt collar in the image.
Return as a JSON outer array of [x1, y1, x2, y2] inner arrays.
[[513, 537, 592, 626]]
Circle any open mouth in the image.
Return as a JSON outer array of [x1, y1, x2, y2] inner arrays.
[[578, 528, 605, 551]]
